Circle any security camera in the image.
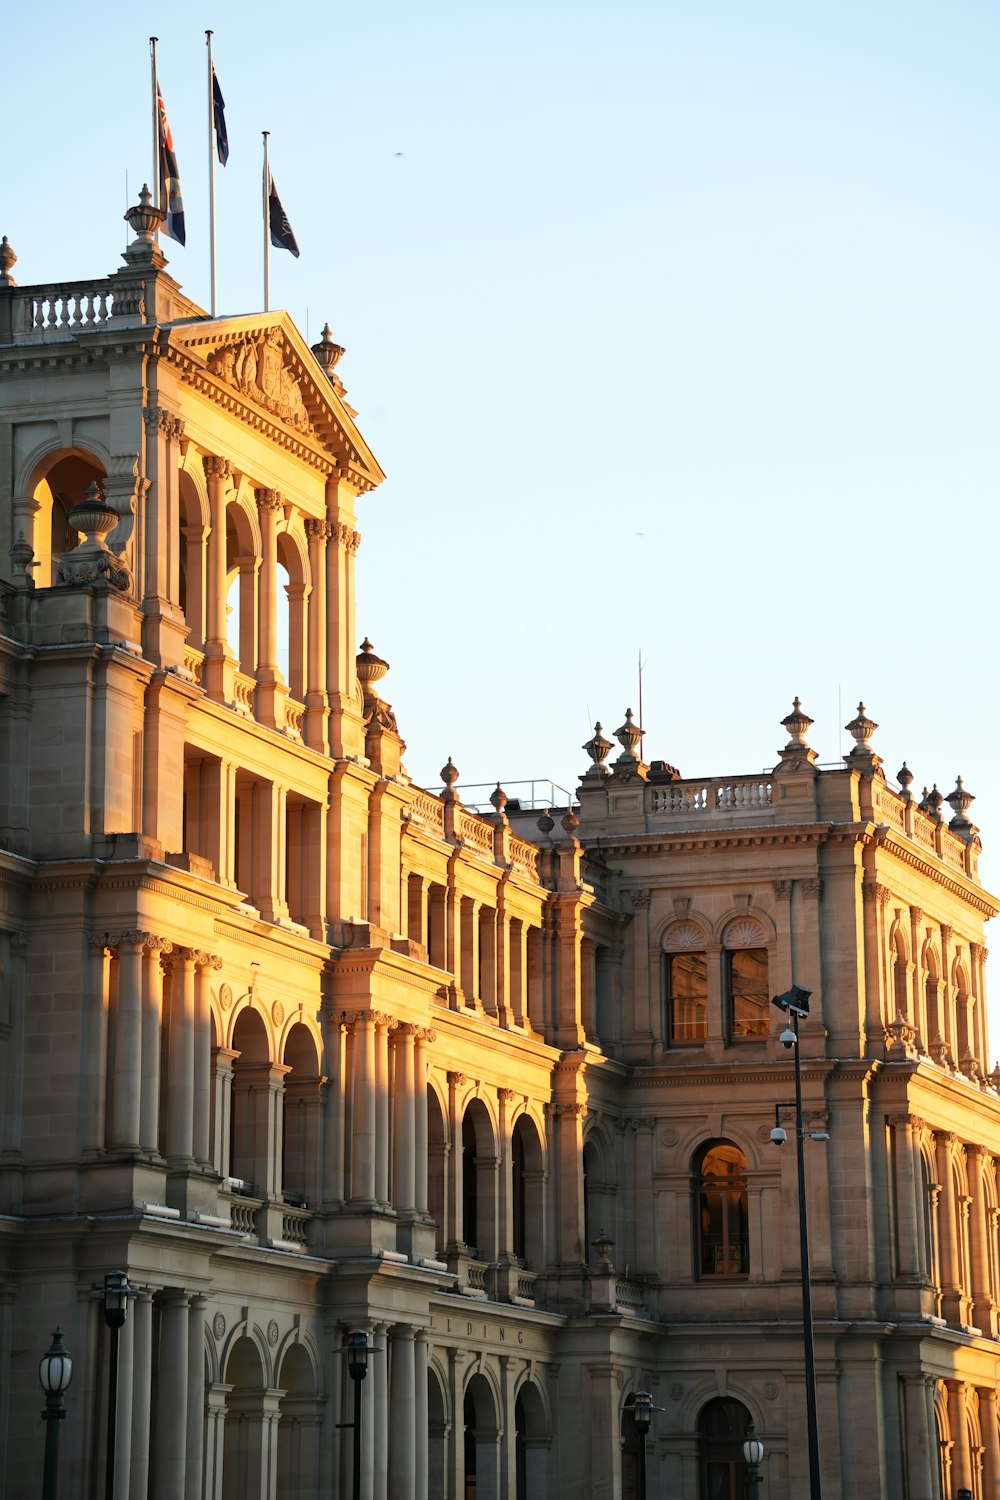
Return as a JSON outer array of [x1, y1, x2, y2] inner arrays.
[[780, 1026, 796, 1049], [809, 1131, 830, 1143], [770, 1126, 787, 1146]]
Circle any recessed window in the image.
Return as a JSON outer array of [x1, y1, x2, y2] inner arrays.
[[696, 1140, 749, 1278], [665, 950, 708, 1045], [727, 948, 769, 1040]]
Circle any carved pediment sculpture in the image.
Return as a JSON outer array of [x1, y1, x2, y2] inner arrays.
[[208, 330, 314, 435]]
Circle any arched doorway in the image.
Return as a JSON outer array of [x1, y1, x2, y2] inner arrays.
[[510, 1115, 544, 1269], [281, 1023, 321, 1208], [461, 1100, 497, 1260], [698, 1397, 753, 1500], [514, 1380, 548, 1500], [28, 450, 107, 586], [427, 1363, 449, 1500], [222, 1335, 268, 1500], [427, 1086, 448, 1255], [230, 1007, 271, 1195], [276, 1342, 321, 1500], [463, 1372, 500, 1500]]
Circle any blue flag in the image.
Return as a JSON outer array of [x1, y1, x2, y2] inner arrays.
[[156, 81, 186, 245], [267, 171, 299, 258], [212, 67, 229, 166]]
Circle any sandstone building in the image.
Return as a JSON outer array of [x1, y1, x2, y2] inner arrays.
[[1, 204, 999, 1500]]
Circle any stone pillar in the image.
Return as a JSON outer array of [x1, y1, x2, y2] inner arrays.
[[392, 1025, 417, 1213], [255, 488, 284, 726], [980, 1385, 1000, 1498], [181, 522, 209, 647], [556, 1102, 586, 1266], [351, 1014, 378, 1203], [111, 935, 145, 1150], [901, 1375, 935, 1500], [499, 1354, 517, 1500], [84, 938, 111, 1153], [252, 780, 289, 924], [498, 1089, 516, 1260], [166, 949, 197, 1165], [373, 1323, 389, 1500], [212, 1046, 238, 1180], [631, 889, 652, 1042], [947, 1379, 973, 1495], [966, 1146, 994, 1335], [186, 1296, 207, 1500], [891, 1114, 921, 1278], [447, 1071, 466, 1249], [113, 1307, 134, 1500], [204, 1382, 232, 1500], [414, 1331, 429, 1500], [202, 456, 232, 691], [154, 1291, 190, 1500], [414, 1030, 430, 1215], [304, 518, 330, 753], [375, 1016, 393, 1207], [130, 1289, 154, 1500], [193, 957, 220, 1166], [388, 1325, 416, 1495], [634, 1119, 655, 1272], [140, 938, 170, 1154], [935, 1131, 963, 1326]]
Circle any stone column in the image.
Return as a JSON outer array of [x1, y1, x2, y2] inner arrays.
[[351, 1014, 378, 1203], [634, 1119, 655, 1273], [947, 1379, 973, 1495], [204, 1382, 232, 1500], [111, 935, 145, 1150], [901, 1375, 936, 1500], [446, 1071, 466, 1249], [130, 1289, 154, 1500], [966, 1145, 993, 1334], [556, 1102, 586, 1266], [202, 456, 232, 693], [414, 1029, 431, 1215], [373, 1323, 389, 1500], [375, 1016, 393, 1207], [193, 957, 220, 1166], [935, 1131, 963, 1326], [166, 950, 197, 1165], [140, 938, 170, 1153], [632, 889, 652, 1042], [392, 1025, 416, 1214], [304, 518, 330, 752], [499, 1353, 516, 1500], [212, 1046, 238, 1179], [387, 1325, 416, 1495], [113, 1306, 135, 1500], [891, 1114, 921, 1278], [84, 938, 111, 1153], [181, 522, 209, 647], [154, 1291, 190, 1500], [414, 1331, 429, 1500], [498, 1089, 516, 1261], [251, 780, 289, 924], [186, 1296, 207, 1500], [979, 1385, 1000, 1498], [255, 488, 284, 726]]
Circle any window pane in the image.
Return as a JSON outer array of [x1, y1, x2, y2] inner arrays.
[[668, 951, 708, 1044], [730, 949, 768, 1039], [697, 1143, 749, 1278]]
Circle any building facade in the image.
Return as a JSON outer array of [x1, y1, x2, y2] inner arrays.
[[1, 209, 1000, 1500]]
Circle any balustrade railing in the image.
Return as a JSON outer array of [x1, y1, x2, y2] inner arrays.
[[283, 695, 305, 741], [183, 645, 204, 686], [280, 1203, 311, 1247], [650, 776, 772, 816], [458, 809, 496, 858], [508, 834, 539, 879], [232, 672, 256, 718], [409, 790, 445, 834]]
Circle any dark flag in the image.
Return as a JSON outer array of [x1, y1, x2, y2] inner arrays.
[[267, 171, 300, 257], [156, 82, 186, 244], [212, 67, 229, 165]]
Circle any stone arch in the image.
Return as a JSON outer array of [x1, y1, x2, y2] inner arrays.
[[427, 1081, 449, 1254], [583, 1122, 617, 1264], [229, 1005, 273, 1192], [225, 488, 262, 672], [222, 1333, 269, 1500], [924, 942, 943, 1052], [661, 917, 711, 1047], [718, 916, 773, 1043], [282, 1022, 322, 1207], [276, 1340, 323, 1500], [461, 1096, 499, 1260], [656, 911, 712, 950], [514, 1377, 550, 1500], [178, 463, 210, 643], [276, 523, 310, 699], [510, 1112, 545, 1268], [693, 1139, 750, 1279], [696, 1395, 755, 1500], [21, 446, 108, 588], [427, 1358, 450, 1500], [463, 1368, 502, 1500]]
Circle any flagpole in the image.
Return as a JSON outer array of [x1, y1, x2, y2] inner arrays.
[[263, 131, 270, 313], [207, 31, 217, 316], [150, 36, 160, 240]]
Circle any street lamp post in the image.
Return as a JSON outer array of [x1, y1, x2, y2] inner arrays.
[[632, 1390, 663, 1500], [346, 1328, 372, 1500], [743, 1421, 764, 1499], [102, 1271, 130, 1500], [39, 1328, 73, 1500], [772, 985, 822, 1500]]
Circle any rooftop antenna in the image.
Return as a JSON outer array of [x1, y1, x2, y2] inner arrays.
[[638, 649, 647, 760]]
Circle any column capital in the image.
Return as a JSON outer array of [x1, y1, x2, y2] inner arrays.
[[341, 1008, 396, 1030], [305, 517, 334, 541], [104, 930, 174, 953], [256, 487, 283, 514], [771, 879, 793, 898], [202, 454, 232, 482]]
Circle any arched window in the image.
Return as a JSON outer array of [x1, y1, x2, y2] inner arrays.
[[723, 922, 769, 1042], [924, 948, 941, 1051], [892, 928, 909, 1021], [511, 1115, 544, 1268], [698, 1397, 753, 1500], [695, 1141, 749, 1278], [663, 923, 708, 1046]]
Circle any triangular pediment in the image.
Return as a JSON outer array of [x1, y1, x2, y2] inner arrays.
[[168, 312, 385, 491]]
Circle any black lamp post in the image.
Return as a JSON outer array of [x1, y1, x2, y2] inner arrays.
[[102, 1271, 130, 1500], [346, 1328, 372, 1500], [772, 985, 821, 1500], [39, 1328, 73, 1500], [743, 1421, 764, 1499], [632, 1390, 662, 1500]]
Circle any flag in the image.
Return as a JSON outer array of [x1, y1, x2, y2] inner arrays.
[[267, 170, 300, 258], [212, 67, 229, 166], [156, 79, 186, 244]]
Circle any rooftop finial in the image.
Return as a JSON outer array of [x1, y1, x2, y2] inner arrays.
[[0, 235, 16, 287], [311, 322, 345, 375]]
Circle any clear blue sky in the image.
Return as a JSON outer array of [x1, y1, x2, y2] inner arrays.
[[5, 1, 1000, 1028]]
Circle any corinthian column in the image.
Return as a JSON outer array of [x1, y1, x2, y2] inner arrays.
[[304, 518, 330, 753], [255, 488, 285, 728], [202, 455, 233, 700], [111, 935, 146, 1150]]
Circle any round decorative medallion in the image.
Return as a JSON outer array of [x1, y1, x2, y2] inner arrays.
[[764, 1381, 779, 1401], [219, 983, 233, 1011], [213, 1312, 226, 1340], [669, 1382, 684, 1401], [272, 1001, 284, 1028], [757, 1124, 774, 1143], [661, 1127, 679, 1147], [267, 1319, 279, 1347]]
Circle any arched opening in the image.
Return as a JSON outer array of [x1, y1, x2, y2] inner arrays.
[[722, 923, 769, 1042], [428, 1364, 449, 1500], [461, 1100, 497, 1260], [925, 948, 941, 1052], [464, 1373, 500, 1500], [663, 928, 708, 1047], [697, 1397, 753, 1500], [225, 500, 260, 677], [514, 1381, 548, 1500], [230, 1007, 272, 1195], [276, 531, 307, 700], [282, 1023, 320, 1208], [276, 1343, 321, 1500], [695, 1140, 749, 1278], [511, 1115, 544, 1269], [955, 965, 972, 1067], [178, 470, 208, 645], [892, 928, 910, 1022], [583, 1136, 615, 1266], [621, 1394, 642, 1500], [427, 1086, 448, 1254], [29, 450, 107, 587], [222, 1335, 267, 1500]]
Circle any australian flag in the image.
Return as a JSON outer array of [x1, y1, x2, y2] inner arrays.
[[267, 171, 300, 258], [212, 67, 229, 166], [156, 82, 186, 245]]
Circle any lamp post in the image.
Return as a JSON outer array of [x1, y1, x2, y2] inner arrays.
[[102, 1271, 130, 1500], [772, 985, 821, 1500], [346, 1328, 372, 1500], [39, 1328, 73, 1500], [632, 1390, 662, 1500], [743, 1421, 764, 1499]]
